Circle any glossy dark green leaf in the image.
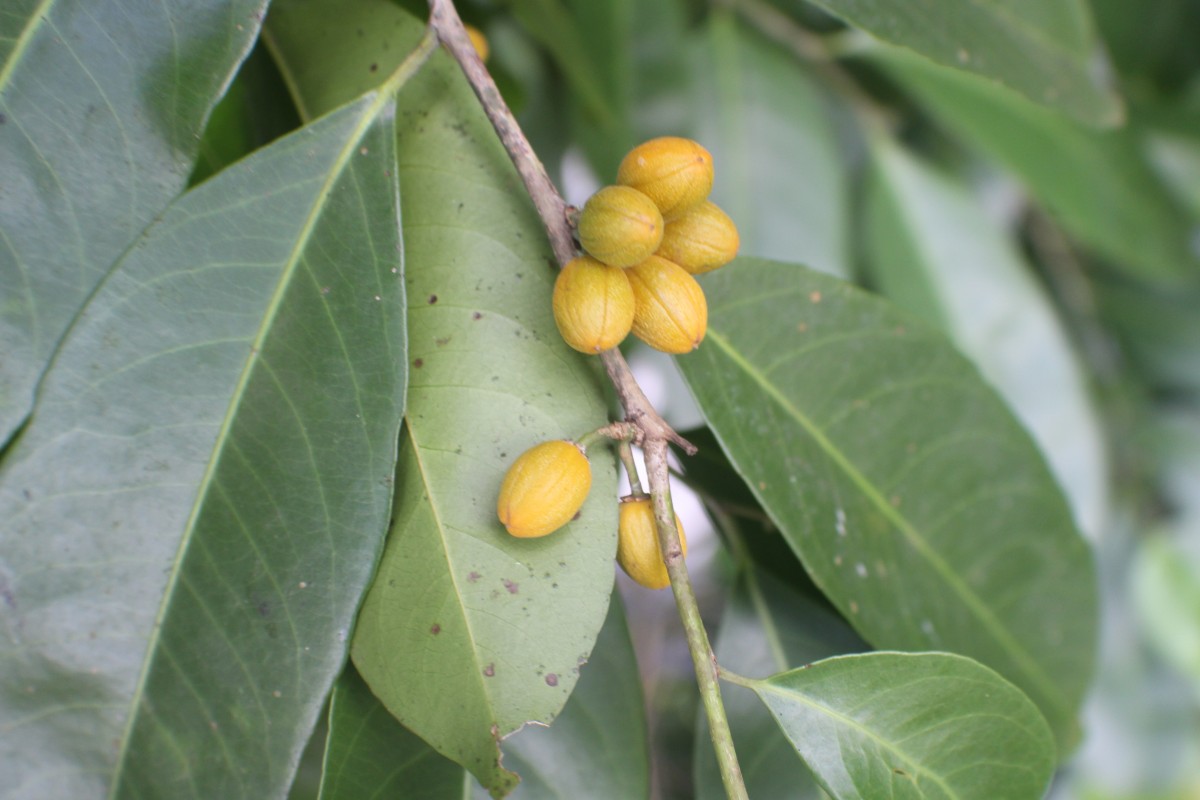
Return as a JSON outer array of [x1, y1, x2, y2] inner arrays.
[[688, 12, 850, 278], [868, 48, 1199, 285], [865, 135, 1108, 538], [319, 665, 464, 800], [750, 652, 1056, 799], [0, 85, 409, 796], [695, 569, 867, 800], [0, 0, 268, 445], [676, 257, 1097, 751], [807, 0, 1121, 125]]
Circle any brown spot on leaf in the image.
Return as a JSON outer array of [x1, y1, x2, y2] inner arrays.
[[468, 571, 481, 583], [430, 623, 441, 635], [472, 311, 483, 320], [413, 358, 423, 368], [483, 663, 495, 677], [503, 580, 519, 594], [545, 673, 558, 687], [369, 62, 378, 72], [809, 291, 822, 303], [428, 294, 438, 304]]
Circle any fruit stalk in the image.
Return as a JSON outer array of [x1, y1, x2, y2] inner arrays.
[[429, 2, 745, 797]]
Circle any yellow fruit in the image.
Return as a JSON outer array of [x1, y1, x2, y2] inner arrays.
[[553, 256, 636, 353], [656, 201, 739, 275], [497, 440, 592, 538], [465, 25, 490, 62], [617, 496, 686, 590], [627, 255, 708, 354], [617, 137, 714, 220], [577, 186, 664, 268]]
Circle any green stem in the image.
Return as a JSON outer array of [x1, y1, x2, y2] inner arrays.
[[617, 439, 645, 496], [643, 440, 749, 800]]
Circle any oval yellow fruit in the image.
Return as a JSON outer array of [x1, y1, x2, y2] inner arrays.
[[617, 496, 687, 590], [465, 24, 490, 62], [627, 255, 707, 354], [657, 201, 739, 275], [577, 186, 664, 268], [617, 137, 714, 220], [497, 440, 592, 538], [553, 256, 636, 353]]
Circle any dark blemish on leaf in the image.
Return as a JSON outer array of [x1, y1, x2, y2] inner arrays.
[[256, 601, 270, 617], [545, 673, 558, 687], [356, 27, 364, 36], [483, 663, 495, 677], [503, 580, 519, 594], [473, 312, 483, 320], [428, 294, 438, 304], [468, 571, 481, 583], [435, 337, 450, 346], [413, 358, 424, 368], [499, 452, 507, 459], [516, 273, 524, 280], [893, 768, 910, 778], [0, 113, 6, 124], [22, 489, 32, 501], [369, 62, 378, 73], [551, 583, 558, 589], [571, 511, 581, 521], [430, 623, 441, 635]]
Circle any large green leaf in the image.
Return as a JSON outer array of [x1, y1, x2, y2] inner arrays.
[[806, 0, 1121, 126], [0, 79, 411, 797], [266, 2, 620, 794], [695, 569, 867, 800], [868, 47, 1199, 285], [350, 47, 618, 795], [688, 12, 849, 278], [749, 652, 1056, 799], [865, 136, 1108, 539], [0, 0, 268, 445], [676, 257, 1097, 751]]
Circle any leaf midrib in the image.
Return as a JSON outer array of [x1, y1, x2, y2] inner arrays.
[[703, 324, 1064, 714]]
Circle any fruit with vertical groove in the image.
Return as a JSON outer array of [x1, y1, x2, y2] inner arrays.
[[627, 255, 708, 354], [656, 201, 739, 275], [577, 186, 664, 268], [617, 496, 686, 590], [497, 440, 592, 538], [617, 137, 714, 220], [552, 256, 636, 353]]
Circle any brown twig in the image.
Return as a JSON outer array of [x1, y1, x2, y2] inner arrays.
[[426, 2, 742, 797]]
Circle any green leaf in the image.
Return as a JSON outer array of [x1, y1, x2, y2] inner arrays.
[[695, 568, 867, 800], [865, 135, 1109, 539], [471, 591, 650, 799], [323, 589, 648, 800], [676, 258, 1097, 751], [0, 0, 268, 445], [688, 12, 850, 278], [347, 46, 618, 800], [807, 0, 1121, 126], [0, 86, 410, 796], [748, 652, 1056, 799], [319, 665, 464, 800], [868, 48, 1199, 285]]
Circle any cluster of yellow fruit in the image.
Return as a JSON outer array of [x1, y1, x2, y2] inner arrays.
[[495, 439, 687, 589], [494, 438, 691, 587], [554, 137, 740, 355], [496, 137, 732, 589]]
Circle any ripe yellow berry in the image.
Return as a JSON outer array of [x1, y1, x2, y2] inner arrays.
[[552, 256, 636, 353], [617, 137, 714, 220], [465, 25, 490, 62], [577, 186, 664, 268], [497, 440, 592, 538], [627, 255, 708, 354], [617, 497, 686, 590], [656, 201, 739, 275]]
